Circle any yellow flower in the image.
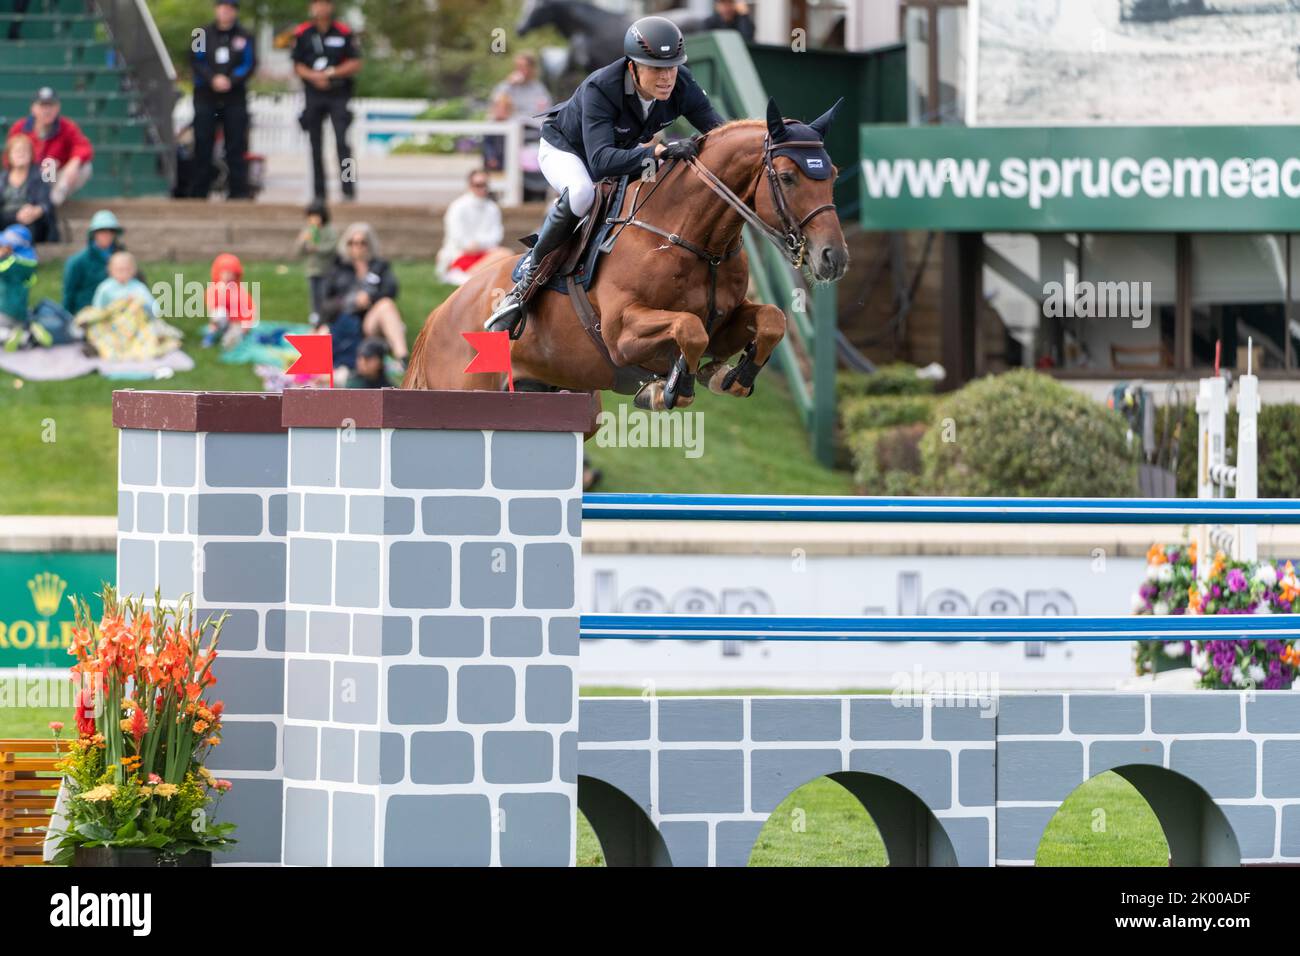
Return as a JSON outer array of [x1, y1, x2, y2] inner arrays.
[[81, 784, 118, 802], [122, 698, 138, 713], [197, 766, 216, 786], [152, 783, 178, 798], [119, 718, 133, 733]]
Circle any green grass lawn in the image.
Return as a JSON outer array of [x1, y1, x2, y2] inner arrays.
[[1, 259, 850, 514]]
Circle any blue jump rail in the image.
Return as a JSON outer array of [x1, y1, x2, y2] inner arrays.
[[579, 614, 1300, 642], [582, 494, 1300, 525]]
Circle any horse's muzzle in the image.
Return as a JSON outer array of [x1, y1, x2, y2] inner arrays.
[[811, 243, 850, 283]]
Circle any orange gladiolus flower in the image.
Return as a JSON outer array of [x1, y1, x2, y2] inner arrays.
[[1146, 543, 1167, 565], [1188, 586, 1202, 615], [193, 719, 209, 734]]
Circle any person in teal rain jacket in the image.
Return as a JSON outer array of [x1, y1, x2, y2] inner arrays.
[[62, 209, 126, 314]]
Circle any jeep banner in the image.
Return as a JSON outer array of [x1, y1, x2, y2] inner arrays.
[[859, 125, 1300, 232]]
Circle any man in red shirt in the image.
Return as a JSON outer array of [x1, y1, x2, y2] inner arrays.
[[7, 88, 94, 206]]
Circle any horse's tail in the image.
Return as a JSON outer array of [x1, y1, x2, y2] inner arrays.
[[401, 312, 435, 389]]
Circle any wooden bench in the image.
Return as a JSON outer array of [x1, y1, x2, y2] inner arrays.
[[0, 740, 62, 867]]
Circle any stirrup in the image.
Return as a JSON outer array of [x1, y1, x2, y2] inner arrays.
[[485, 286, 529, 339]]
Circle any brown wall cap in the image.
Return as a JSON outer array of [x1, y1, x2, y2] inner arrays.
[[281, 388, 598, 433], [112, 391, 286, 433]]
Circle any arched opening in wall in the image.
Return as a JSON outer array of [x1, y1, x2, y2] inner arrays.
[[577, 775, 672, 866], [750, 775, 888, 866], [749, 771, 960, 866], [1036, 768, 1240, 867]]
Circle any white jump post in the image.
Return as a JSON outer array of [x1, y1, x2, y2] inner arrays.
[[1196, 339, 1259, 581]]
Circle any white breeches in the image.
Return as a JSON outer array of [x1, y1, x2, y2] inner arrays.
[[537, 137, 596, 216]]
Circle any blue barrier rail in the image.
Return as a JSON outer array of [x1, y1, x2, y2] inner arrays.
[[579, 494, 1298, 642], [579, 614, 1300, 642], [582, 494, 1300, 525]]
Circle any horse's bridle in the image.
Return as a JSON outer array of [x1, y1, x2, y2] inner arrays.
[[685, 131, 837, 270]]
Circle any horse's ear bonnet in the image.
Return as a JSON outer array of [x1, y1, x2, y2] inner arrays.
[[764, 96, 841, 181]]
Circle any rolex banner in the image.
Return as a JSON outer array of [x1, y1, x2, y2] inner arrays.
[[0, 553, 115, 668]]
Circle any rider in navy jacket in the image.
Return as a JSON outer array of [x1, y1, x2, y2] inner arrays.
[[486, 16, 726, 336], [539, 57, 725, 181]]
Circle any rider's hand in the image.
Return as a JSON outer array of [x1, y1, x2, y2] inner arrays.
[[658, 139, 699, 162], [212, 74, 232, 93]]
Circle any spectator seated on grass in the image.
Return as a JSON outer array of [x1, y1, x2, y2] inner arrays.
[[346, 337, 390, 388], [436, 170, 513, 285], [7, 86, 94, 207], [202, 253, 256, 348], [92, 252, 161, 318], [0, 225, 50, 351], [1, 133, 57, 244], [320, 222, 407, 371], [78, 254, 182, 364], [63, 210, 127, 315], [294, 199, 338, 326]]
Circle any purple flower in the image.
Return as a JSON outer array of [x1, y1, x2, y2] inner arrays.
[[1227, 569, 1247, 593], [1212, 584, 1223, 598], [1263, 675, 1282, 690]]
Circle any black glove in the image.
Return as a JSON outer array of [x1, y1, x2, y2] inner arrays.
[[659, 138, 699, 163]]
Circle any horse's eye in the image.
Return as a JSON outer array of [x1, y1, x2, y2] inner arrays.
[[780, 172, 796, 186]]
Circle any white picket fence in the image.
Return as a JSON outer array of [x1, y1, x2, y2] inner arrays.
[[173, 94, 529, 206]]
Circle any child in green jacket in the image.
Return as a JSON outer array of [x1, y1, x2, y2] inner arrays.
[[0, 225, 50, 351], [294, 200, 337, 326]]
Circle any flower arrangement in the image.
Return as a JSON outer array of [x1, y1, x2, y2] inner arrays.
[[1133, 542, 1299, 690], [47, 585, 237, 864]]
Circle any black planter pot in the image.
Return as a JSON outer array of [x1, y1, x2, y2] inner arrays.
[[73, 846, 212, 867]]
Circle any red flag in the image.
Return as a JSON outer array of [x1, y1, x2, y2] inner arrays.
[[286, 334, 334, 388], [462, 331, 514, 391]]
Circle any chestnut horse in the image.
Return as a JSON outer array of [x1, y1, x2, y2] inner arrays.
[[403, 99, 849, 413]]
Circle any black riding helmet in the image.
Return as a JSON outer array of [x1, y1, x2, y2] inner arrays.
[[624, 16, 687, 68]]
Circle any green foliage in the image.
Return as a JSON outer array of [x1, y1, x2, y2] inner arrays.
[[837, 363, 935, 402], [354, 53, 436, 99], [1155, 401, 1300, 499], [919, 369, 1139, 497], [840, 394, 936, 434], [849, 423, 926, 495]]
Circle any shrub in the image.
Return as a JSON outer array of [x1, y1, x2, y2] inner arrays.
[[1155, 401, 1300, 499], [919, 369, 1138, 497], [837, 363, 935, 402], [840, 394, 937, 434], [850, 423, 927, 495]]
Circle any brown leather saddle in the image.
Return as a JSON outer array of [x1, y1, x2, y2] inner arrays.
[[518, 178, 623, 306]]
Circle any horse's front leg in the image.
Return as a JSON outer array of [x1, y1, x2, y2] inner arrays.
[[612, 304, 711, 411], [698, 300, 786, 397]]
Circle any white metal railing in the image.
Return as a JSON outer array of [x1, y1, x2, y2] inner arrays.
[[173, 95, 529, 206], [1195, 339, 1261, 579]]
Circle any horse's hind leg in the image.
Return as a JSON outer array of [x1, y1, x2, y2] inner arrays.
[[613, 304, 710, 411], [698, 300, 786, 397]]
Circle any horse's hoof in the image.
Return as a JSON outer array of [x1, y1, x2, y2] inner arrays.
[[697, 362, 730, 396], [633, 380, 667, 411]]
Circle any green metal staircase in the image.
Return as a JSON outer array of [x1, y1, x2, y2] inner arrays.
[[0, 0, 171, 197]]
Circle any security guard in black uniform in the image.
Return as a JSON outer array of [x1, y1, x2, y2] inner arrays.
[[291, 0, 363, 201], [190, 0, 257, 199]]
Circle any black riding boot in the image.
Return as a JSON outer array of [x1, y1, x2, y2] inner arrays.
[[485, 189, 581, 336]]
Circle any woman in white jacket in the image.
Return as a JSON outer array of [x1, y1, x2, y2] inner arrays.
[[435, 170, 513, 285]]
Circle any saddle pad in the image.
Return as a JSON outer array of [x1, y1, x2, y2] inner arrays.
[[511, 175, 631, 295]]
